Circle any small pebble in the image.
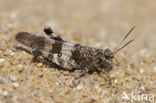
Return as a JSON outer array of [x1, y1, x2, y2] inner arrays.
[[76, 85, 83, 90], [126, 88, 131, 93], [139, 69, 144, 73], [4, 50, 10, 56], [55, 82, 59, 85], [130, 63, 135, 69], [95, 85, 102, 94], [37, 63, 43, 67], [91, 95, 99, 100], [13, 82, 19, 87], [4, 50, 13, 56], [10, 75, 18, 82], [31, 89, 39, 96], [114, 80, 118, 84], [150, 76, 155, 81], [3, 91, 8, 96], [0, 89, 8, 96], [10, 52, 15, 55], [0, 58, 5, 63], [18, 64, 23, 68]]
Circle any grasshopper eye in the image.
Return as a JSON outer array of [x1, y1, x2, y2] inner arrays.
[[103, 48, 113, 59]]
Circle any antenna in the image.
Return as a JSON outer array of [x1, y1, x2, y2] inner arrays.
[[113, 39, 134, 55], [113, 26, 135, 55]]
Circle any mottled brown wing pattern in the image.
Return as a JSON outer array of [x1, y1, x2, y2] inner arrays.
[[16, 32, 77, 70], [16, 32, 53, 52]]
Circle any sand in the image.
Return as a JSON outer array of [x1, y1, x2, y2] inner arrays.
[[0, 0, 155, 103]]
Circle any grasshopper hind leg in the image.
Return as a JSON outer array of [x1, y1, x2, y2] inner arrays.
[[44, 26, 65, 42], [15, 46, 32, 55]]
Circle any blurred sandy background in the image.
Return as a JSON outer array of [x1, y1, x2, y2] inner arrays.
[[0, 0, 155, 103]]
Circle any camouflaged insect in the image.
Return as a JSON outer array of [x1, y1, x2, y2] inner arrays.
[[15, 26, 134, 77]]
